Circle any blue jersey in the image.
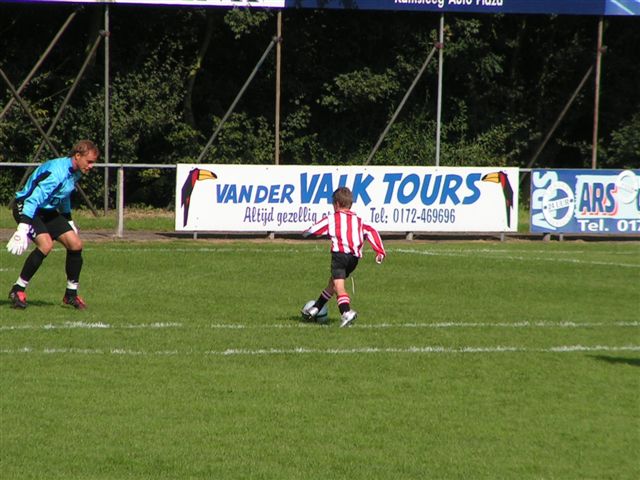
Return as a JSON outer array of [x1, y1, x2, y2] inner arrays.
[[15, 157, 81, 220]]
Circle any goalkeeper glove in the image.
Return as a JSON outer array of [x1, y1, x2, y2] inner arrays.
[[375, 253, 385, 264], [6, 223, 32, 256]]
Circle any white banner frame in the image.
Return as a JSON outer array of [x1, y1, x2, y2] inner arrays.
[[175, 164, 519, 233]]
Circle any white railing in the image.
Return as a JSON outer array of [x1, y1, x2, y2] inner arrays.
[[1, 162, 534, 238], [1, 162, 176, 237]]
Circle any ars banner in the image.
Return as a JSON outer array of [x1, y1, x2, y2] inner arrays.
[[175, 165, 519, 233], [530, 169, 640, 235]]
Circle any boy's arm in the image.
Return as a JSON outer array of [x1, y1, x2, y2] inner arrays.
[[363, 224, 386, 262], [302, 216, 329, 238]]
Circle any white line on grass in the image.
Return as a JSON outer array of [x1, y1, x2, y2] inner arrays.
[[1, 321, 638, 331], [0, 322, 183, 331], [1, 345, 638, 356], [82, 247, 308, 254], [358, 321, 640, 329]]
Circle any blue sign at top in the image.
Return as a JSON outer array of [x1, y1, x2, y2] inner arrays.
[[606, 0, 640, 14], [286, 0, 640, 15], [5, 0, 640, 14]]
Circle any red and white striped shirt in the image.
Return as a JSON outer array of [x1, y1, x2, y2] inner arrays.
[[303, 210, 385, 258]]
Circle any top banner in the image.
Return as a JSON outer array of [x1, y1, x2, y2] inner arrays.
[[6, 0, 640, 15], [287, 0, 640, 16]]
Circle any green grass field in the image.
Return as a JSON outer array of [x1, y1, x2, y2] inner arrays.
[[1, 238, 639, 479]]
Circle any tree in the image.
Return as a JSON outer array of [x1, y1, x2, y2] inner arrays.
[[1, 5, 638, 207]]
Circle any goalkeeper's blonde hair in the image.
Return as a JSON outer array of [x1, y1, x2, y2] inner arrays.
[[70, 140, 100, 158]]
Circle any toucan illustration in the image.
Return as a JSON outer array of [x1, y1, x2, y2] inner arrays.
[[181, 168, 217, 226], [481, 171, 514, 228]]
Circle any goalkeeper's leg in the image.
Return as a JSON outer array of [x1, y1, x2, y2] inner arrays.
[[8, 247, 48, 308], [58, 230, 86, 309]]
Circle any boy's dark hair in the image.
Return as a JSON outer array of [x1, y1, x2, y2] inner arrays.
[[332, 187, 353, 209], [70, 140, 100, 158]]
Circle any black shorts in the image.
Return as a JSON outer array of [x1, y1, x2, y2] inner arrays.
[[13, 203, 73, 240], [331, 252, 359, 279]]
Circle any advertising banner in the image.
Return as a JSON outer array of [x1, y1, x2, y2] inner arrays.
[[285, 0, 636, 16], [175, 164, 519, 233], [530, 169, 640, 235], [8, 0, 640, 15], [4, 0, 286, 6], [605, 0, 640, 15]]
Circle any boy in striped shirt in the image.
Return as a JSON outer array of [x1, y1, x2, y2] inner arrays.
[[302, 187, 385, 327]]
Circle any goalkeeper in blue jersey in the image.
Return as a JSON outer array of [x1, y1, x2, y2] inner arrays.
[[6, 140, 100, 310]]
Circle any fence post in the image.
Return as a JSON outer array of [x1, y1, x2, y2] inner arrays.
[[116, 166, 124, 238]]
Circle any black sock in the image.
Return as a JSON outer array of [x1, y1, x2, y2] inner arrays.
[[315, 288, 332, 309], [65, 249, 83, 286], [20, 248, 47, 282], [337, 294, 350, 314]]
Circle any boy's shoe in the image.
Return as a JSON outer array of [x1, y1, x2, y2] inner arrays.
[[340, 310, 357, 328], [9, 288, 27, 309], [301, 305, 319, 321], [62, 294, 87, 310]]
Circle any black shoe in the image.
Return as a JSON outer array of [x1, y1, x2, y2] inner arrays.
[[62, 294, 87, 310], [9, 289, 27, 309]]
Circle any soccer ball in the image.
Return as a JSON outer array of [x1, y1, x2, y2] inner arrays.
[[302, 300, 329, 323]]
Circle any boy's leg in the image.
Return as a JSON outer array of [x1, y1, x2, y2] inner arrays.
[[333, 279, 352, 314], [335, 254, 359, 327], [334, 253, 359, 314], [302, 280, 334, 319], [314, 279, 334, 309], [335, 277, 357, 327]]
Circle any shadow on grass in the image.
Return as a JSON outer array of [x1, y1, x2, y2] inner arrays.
[[590, 355, 640, 367], [0, 299, 57, 309]]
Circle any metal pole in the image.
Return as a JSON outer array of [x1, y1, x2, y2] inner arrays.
[[275, 12, 282, 165], [520, 64, 594, 186], [196, 37, 277, 163], [0, 10, 78, 121], [365, 45, 438, 165], [0, 68, 100, 217], [435, 14, 444, 167], [104, 5, 111, 213], [592, 17, 604, 170], [0, 67, 59, 155], [30, 32, 105, 166], [116, 166, 124, 238]]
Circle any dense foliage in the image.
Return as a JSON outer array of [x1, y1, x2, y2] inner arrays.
[[1, 4, 638, 207]]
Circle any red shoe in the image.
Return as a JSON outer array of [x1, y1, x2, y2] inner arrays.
[[62, 294, 87, 310], [9, 289, 27, 309]]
